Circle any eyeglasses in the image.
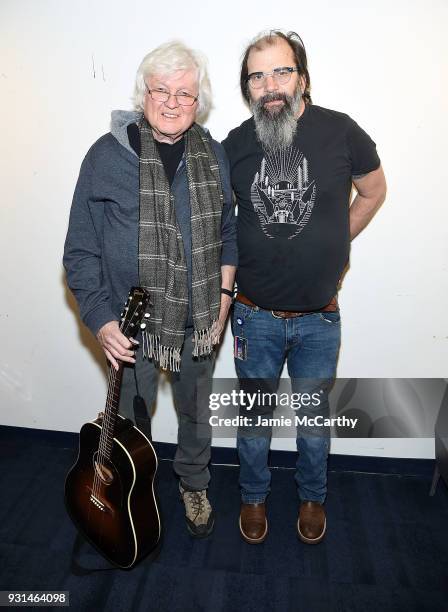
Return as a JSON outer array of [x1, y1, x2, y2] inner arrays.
[[246, 67, 299, 89], [144, 83, 198, 106]]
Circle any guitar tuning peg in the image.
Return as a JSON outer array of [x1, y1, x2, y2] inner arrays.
[[140, 323, 146, 330], [144, 312, 151, 318]]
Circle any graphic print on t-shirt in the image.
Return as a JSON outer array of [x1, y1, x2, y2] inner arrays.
[[250, 146, 316, 239]]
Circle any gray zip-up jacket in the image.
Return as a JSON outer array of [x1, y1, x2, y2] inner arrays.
[[63, 111, 237, 336]]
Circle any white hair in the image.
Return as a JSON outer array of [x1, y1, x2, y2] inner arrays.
[[133, 40, 212, 122]]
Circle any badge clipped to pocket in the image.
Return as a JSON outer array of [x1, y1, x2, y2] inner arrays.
[[234, 336, 248, 361]]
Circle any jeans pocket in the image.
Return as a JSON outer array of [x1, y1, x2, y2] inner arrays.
[[233, 301, 257, 323], [318, 311, 341, 324]]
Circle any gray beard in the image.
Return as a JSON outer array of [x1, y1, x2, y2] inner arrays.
[[250, 88, 302, 151]]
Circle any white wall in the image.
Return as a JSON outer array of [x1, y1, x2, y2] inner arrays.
[[1, 0, 446, 459]]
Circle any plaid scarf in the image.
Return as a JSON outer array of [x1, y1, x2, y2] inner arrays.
[[138, 119, 223, 372]]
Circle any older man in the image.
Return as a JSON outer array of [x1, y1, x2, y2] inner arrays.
[[222, 31, 386, 544], [64, 41, 237, 538]]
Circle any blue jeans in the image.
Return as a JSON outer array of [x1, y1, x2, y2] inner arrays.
[[232, 301, 341, 504]]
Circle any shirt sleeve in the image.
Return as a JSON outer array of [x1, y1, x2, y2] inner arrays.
[[347, 118, 381, 177], [221, 131, 235, 173], [63, 155, 116, 336], [214, 143, 238, 267]]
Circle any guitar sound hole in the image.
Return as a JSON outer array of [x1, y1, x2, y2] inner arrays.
[[93, 452, 114, 485]]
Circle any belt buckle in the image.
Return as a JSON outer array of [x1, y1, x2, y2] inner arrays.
[[271, 310, 284, 319], [271, 310, 299, 319], [271, 310, 304, 319]]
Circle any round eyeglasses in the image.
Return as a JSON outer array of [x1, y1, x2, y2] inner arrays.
[[145, 84, 198, 106], [246, 67, 299, 89]]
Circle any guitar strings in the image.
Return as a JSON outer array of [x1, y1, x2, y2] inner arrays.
[[92, 346, 119, 500], [91, 295, 143, 503], [98, 314, 129, 462], [94, 347, 120, 499], [92, 364, 116, 500]]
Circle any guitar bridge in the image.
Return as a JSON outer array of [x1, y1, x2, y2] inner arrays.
[[90, 495, 105, 511]]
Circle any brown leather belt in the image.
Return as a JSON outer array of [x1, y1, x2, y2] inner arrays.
[[235, 292, 338, 319]]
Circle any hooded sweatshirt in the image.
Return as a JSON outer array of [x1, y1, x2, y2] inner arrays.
[[63, 111, 237, 336]]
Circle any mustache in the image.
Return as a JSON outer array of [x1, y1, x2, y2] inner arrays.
[[260, 92, 289, 104], [254, 92, 291, 109]]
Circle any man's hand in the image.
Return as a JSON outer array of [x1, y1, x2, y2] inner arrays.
[[96, 321, 138, 371]]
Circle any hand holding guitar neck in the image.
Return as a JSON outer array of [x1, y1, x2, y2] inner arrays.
[[96, 320, 138, 371]]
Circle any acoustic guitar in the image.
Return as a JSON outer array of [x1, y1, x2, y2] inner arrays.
[[65, 287, 161, 569]]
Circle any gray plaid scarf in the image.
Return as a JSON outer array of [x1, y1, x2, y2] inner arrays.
[[138, 118, 223, 372]]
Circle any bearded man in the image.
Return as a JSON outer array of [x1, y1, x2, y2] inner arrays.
[[222, 30, 386, 545]]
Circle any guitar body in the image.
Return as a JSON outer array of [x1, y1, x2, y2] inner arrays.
[[65, 414, 161, 569]]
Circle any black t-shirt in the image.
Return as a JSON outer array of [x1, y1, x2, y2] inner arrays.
[[127, 123, 185, 185], [222, 104, 380, 311]]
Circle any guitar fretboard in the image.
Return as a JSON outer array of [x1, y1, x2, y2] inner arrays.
[[98, 365, 124, 461]]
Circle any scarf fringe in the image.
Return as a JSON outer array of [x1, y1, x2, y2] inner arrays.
[[142, 330, 182, 372], [141, 323, 217, 372], [193, 321, 217, 357]]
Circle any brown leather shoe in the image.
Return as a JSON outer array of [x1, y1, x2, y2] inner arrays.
[[239, 503, 268, 544], [297, 501, 326, 544]]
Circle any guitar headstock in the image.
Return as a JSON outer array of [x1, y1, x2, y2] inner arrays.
[[119, 287, 151, 339]]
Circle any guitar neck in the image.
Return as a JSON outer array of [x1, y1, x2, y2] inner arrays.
[[93, 287, 150, 461], [99, 364, 124, 460]]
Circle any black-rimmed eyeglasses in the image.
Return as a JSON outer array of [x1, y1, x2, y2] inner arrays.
[[246, 67, 299, 89]]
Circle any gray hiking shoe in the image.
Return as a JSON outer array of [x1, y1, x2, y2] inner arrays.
[[179, 483, 215, 538]]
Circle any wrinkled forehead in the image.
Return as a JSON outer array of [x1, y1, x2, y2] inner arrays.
[[247, 38, 296, 73], [147, 68, 199, 90]]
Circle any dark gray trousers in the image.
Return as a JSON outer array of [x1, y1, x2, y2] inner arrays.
[[118, 331, 214, 491]]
